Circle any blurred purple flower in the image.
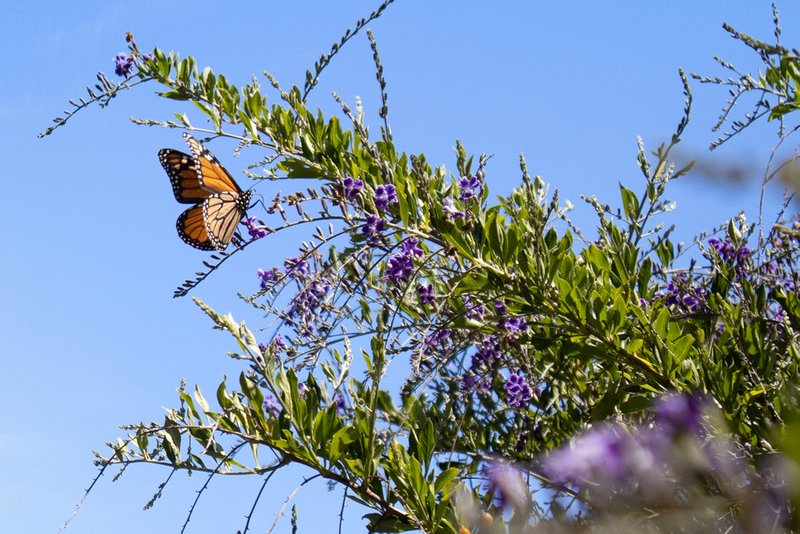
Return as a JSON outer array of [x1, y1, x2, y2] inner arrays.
[[653, 392, 706, 438], [334, 392, 346, 413], [542, 425, 633, 487], [263, 395, 281, 417], [484, 462, 529, 512]]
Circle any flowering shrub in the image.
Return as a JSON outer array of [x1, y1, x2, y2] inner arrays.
[[45, 4, 800, 533]]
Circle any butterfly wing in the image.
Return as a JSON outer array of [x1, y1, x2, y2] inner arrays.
[[176, 204, 216, 250], [182, 134, 245, 195], [158, 148, 212, 204], [202, 190, 252, 251]]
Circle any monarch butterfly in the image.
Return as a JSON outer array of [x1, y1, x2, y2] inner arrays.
[[159, 133, 252, 251]]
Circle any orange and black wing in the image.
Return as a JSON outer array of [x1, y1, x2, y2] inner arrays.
[[182, 133, 244, 195], [158, 148, 212, 204], [203, 191, 252, 251], [176, 204, 216, 250]]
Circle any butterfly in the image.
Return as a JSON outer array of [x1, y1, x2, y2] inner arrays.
[[159, 133, 252, 251]]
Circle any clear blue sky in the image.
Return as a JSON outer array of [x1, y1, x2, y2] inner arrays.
[[2, 2, 798, 532]]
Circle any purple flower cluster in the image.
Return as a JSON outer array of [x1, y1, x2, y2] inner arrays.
[[470, 334, 501, 369], [420, 328, 452, 356], [462, 335, 501, 395], [504, 372, 532, 408], [663, 273, 706, 313], [242, 216, 268, 239], [417, 283, 435, 305], [288, 279, 331, 322], [502, 316, 528, 337], [114, 53, 134, 77], [463, 295, 486, 320], [458, 175, 482, 200], [442, 197, 464, 220], [708, 237, 751, 264], [383, 238, 423, 285], [257, 267, 280, 289], [375, 184, 398, 210], [284, 256, 309, 279], [361, 214, 385, 240], [342, 176, 363, 199]]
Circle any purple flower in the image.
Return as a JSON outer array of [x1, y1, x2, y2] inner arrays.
[[334, 392, 346, 413], [284, 256, 309, 279], [470, 334, 501, 370], [417, 283, 435, 305], [342, 176, 363, 199], [463, 295, 486, 320], [458, 175, 482, 200], [484, 463, 529, 512], [663, 273, 707, 314], [442, 197, 464, 220], [504, 372, 532, 408], [114, 53, 134, 77], [288, 279, 331, 321], [259, 334, 286, 356], [242, 216, 268, 239], [263, 395, 281, 417], [420, 328, 451, 356], [257, 267, 280, 289], [361, 214, 385, 240], [494, 300, 507, 315], [384, 254, 414, 285], [297, 382, 309, 397], [462, 373, 491, 395], [502, 316, 528, 336], [400, 237, 423, 257], [374, 183, 398, 210]]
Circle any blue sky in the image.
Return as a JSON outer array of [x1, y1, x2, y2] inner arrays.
[[2, 2, 798, 532]]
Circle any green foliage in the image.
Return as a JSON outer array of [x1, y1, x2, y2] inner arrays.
[[52, 4, 800, 533]]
